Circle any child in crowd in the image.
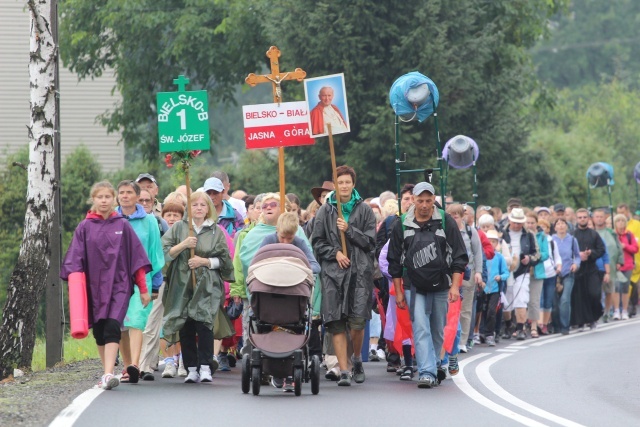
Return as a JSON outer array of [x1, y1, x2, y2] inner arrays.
[[481, 230, 510, 346]]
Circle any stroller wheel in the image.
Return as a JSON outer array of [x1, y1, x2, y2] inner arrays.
[[241, 354, 250, 394], [310, 355, 320, 395], [252, 367, 261, 396], [294, 367, 303, 396]]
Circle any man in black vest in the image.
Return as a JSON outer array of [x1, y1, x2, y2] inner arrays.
[[387, 182, 468, 389]]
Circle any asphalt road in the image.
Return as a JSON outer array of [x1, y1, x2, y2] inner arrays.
[[54, 318, 640, 427]]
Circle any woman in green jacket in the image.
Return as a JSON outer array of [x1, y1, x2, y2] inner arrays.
[[162, 192, 234, 383]]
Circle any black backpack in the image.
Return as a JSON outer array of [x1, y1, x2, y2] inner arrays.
[[401, 210, 452, 293]]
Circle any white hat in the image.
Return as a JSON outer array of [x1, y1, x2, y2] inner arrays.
[[486, 229, 500, 240], [508, 208, 526, 224], [203, 177, 224, 193]]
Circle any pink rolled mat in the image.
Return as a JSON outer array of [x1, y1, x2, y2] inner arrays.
[[443, 298, 461, 354], [68, 272, 88, 339]]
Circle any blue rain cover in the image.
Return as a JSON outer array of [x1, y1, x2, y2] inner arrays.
[[389, 71, 439, 122], [586, 162, 614, 188]]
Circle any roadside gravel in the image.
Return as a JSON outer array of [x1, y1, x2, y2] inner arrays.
[[0, 359, 102, 427]]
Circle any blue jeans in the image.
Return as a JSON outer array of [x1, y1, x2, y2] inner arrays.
[[559, 274, 575, 331], [540, 276, 557, 311], [405, 289, 449, 379]]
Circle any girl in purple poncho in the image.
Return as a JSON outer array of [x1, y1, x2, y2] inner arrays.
[[61, 181, 152, 390]]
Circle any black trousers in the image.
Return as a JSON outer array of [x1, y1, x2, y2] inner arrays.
[[180, 317, 214, 369], [481, 292, 501, 337]]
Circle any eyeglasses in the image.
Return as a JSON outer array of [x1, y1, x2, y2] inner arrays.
[[139, 198, 152, 204], [262, 201, 279, 210]]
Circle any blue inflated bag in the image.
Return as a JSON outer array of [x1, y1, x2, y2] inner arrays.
[[389, 71, 439, 122]]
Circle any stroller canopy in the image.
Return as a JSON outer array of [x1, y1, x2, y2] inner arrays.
[[247, 243, 313, 298]]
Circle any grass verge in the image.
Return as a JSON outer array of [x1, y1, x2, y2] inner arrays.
[[31, 336, 99, 371]]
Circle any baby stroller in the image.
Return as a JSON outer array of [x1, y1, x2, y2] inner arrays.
[[241, 243, 320, 396]]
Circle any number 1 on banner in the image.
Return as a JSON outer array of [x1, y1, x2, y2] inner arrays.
[[176, 109, 186, 130]]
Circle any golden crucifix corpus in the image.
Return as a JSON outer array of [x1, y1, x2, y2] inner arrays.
[[246, 46, 306, 213]]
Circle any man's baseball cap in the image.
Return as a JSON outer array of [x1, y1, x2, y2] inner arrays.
[[135, 173, 157, 184], [553, 203, 566, 212], [203, 177, 224, 193], [413, 182, 435, 196]]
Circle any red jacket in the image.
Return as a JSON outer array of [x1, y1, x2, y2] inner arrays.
[[617, 231, 638, 272]]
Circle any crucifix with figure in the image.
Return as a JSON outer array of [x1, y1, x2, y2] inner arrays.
[[246, 46, 306, 213]]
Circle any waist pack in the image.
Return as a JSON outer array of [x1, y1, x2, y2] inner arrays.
[[402, 210, 452, 293]]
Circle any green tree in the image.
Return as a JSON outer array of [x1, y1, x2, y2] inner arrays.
[[254, 0, 568, 206], [61, 146, 103, 233], [528, 80, 640, 208], [0, 149, 29, 313], [59, 0, 267, 160], [532, 0, 640, 89]]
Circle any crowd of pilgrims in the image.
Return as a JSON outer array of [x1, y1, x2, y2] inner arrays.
[[61, 168, 640, 391]]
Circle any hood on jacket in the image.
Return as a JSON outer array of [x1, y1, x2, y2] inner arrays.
[[116, 204, 147, 220]]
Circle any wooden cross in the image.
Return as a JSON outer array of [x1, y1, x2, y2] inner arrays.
[[246, 46, 306, 213]]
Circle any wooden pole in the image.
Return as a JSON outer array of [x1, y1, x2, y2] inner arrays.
[[327, 124, 347, 256], [184, 164, 197, 289], [278, 147, 286, 214]]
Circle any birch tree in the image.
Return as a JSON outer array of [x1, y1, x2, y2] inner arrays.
[[0, 0, 57, 379]]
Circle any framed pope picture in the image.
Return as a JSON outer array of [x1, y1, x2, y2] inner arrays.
[[304, 73, 350, 138]]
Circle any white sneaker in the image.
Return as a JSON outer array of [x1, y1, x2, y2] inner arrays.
[[612, 310, 621, 321], [178, 361, 188, 377], [459, 344, 468, 354], [376, 349, 386, 361], [184, 367, 200, 383], [199, 365, 212, 383], [162, 361, 177, 378], [621, 310, 629, 320], [101, 374, 119, 390]]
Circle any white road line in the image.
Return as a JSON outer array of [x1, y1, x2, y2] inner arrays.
[[476, 354, 586, 427], [49, 388, 103, 427], [530, 319, 640, 347], [453, 353, 549, 427], [496, 349, 519, 353]]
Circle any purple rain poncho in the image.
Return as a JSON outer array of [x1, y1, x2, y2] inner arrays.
[[61, 212, 152, 327]]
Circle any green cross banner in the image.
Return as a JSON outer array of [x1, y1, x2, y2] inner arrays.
[[157, 75, 210, 153]]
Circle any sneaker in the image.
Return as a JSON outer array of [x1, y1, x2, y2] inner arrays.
[[126, 365, 140, 384], [417, 375, 437, 389], [473, 333, 481, 345], [577, 325, 585, 332], [539, 324, 549, 335], [162, 362, 177, 378], [589, 322, 597, 330], [494, 334, 501, 343], [448, 356, 459, 376], [199, 365, 212, 383], [352, 358, 365, 384], [271, 377, 284, 388], [218, 354, 231, 372], [436, 367, 447, 384], [210, 358, 219, 373], [283, 376, 294, 392], [184, 367, 200, 383], [458, 344, 468, 353], [369, 349, 380, 362], [337, 372, 351, 386], [612, 310, 621, 321], [387, 364, 400, 373], [621, 311, 629, 320], [100, 374, 119, 390], [602, 314, 609, 324], [399, 367, 414, 381], [516, 330, 526, 341], [227, 352, 237, 368], [561, 329, 569, 336], [325, 367, 339, 381], [466, 339, 475, 350], [178, 362, 188, 378], [486, 335, 496, 347], [376, 349, 386, 361], [141, 371, 154, 381]]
